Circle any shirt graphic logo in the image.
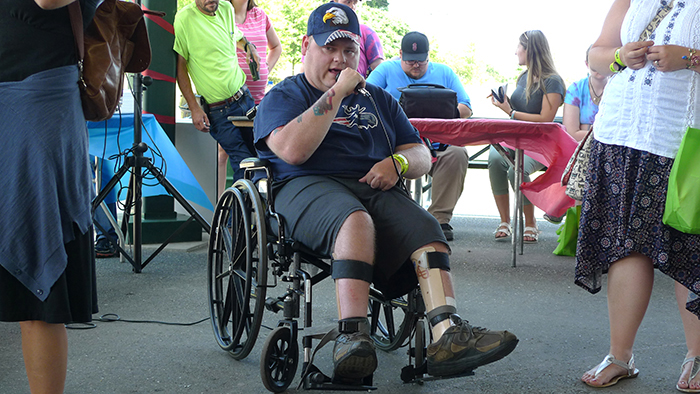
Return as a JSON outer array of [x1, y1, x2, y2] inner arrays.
[[334, 104, 378, 130]]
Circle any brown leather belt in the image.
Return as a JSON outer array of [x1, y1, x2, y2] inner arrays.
[[207, 88, 245, 109]]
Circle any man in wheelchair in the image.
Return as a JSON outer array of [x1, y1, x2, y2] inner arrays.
[[252, 2, 518, 382]]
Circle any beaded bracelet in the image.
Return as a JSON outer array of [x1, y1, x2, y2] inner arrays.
[[682, 48, 699, 69]]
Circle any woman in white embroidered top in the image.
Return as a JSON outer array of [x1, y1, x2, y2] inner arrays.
[[575, 0, 700, 390]]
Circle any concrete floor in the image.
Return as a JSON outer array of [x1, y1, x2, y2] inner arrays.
[[0, 168, 691, 394]]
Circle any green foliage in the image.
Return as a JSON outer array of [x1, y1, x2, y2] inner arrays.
[[173, 0, 506, 89], [360, 6, 410, 60], [364, 0, 389, 10], [257, 0, 409, 80], [258, 0, 317, 76]]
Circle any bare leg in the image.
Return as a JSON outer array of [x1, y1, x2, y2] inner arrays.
[[675, 282, 700, 391], [217, 145, 228, 197], [20, 321, 67, 394], [493, 194, 510, 239], [582, 253, 654, 386], [333, 210, 375, 319]]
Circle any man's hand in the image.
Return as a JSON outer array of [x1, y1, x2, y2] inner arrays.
[[335, 67, 366, 98], [359, 157, 400, 191], [191, 106, 210, 132]]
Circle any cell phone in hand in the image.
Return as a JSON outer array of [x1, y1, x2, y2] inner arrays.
[[491, 84, 508, 104]]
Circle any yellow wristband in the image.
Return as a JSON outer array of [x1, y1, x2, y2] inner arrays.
[[391, 153, 409, 175], [614, 47, 625, 67], [610, 47, 627, 73]]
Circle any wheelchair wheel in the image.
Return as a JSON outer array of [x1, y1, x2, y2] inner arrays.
[[208, 179, 268, 360], [260, 326, 299, 392], [368, 288, 415, 352]]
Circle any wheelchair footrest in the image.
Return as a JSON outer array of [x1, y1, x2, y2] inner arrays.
[[401, 363, 475, 384], [302, 364, 376, 391]]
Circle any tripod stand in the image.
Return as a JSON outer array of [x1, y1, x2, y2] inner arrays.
[[92, 72, 211, 273]]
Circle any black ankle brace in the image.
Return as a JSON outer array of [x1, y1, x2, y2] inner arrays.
[[427, 305, 457, 328], [338, 317, 370, 334]]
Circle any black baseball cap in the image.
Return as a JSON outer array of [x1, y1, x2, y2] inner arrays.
[[307, 3, 361, 46], [401, 31, 429, 62]]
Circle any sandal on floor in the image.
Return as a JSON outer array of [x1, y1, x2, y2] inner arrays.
[[677, 356, 700, 393], [494, 222, 511, 241], [523, 226, 540, 244], [584, 354, 639, 388]]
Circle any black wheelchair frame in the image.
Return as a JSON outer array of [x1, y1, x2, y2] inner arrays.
[[206, 158, 437, 392]]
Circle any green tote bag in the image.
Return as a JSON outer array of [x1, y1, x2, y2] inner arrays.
[[663, 127, 700, 234]]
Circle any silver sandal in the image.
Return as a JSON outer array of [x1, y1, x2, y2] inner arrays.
[[523, 226, 540, 244], [584, 354, 639, 388], [677, 356, 700, 393], [494, 222, 511, 241]]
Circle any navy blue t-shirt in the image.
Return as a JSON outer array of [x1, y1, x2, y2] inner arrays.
[[254, 74, 422, 182]]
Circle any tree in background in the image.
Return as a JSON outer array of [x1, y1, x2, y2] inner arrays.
[[360, 5, 410, 60], [175, 0, 500, 88], [365, 0, 389, 10], [259, 0, 317, 79], [258, 0, 410, 81]]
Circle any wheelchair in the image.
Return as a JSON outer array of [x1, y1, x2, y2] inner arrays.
[[206, 158, 445, 392]]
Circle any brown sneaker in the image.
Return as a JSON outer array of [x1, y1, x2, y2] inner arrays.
[[427, 314, 518, 377], [333, 318, 378, 381]]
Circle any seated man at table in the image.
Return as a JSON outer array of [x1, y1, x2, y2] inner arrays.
[[253, 3, 517, 382], [367, 31, 471, 241]]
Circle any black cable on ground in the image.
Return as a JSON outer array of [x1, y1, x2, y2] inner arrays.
[[65, 313, 208, 330]]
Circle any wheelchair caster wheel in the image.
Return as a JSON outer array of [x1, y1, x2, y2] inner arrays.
[[260, 326, 298, 392]]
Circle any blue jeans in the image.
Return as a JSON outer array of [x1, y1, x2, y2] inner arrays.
[[207, 88, 256, 181]]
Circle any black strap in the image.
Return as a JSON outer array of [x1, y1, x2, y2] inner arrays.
[[427, 305, 456, 327], [331, 259, 374, 284], [426, 251, 450, 271]]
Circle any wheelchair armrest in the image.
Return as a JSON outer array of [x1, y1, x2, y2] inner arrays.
[[240, 157, 269, 169]]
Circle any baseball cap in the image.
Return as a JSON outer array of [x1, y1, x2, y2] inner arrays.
[[307, 2, 361, 46], [401, 31, 430, 62]]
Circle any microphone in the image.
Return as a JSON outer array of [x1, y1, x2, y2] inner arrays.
[[356, 87, 370, 97], [335, 72, 370, 97]]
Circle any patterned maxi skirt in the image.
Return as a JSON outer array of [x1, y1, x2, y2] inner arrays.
[[575, 139, 700, 317]]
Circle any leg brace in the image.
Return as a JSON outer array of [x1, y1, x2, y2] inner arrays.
[[411, 247, 456, 330]]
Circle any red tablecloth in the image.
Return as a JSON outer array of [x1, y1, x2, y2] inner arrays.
[[410, 118, 578, 217]]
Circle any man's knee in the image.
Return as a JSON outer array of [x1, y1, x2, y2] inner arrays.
[[436, 147, 468, 169], [334, 210, 375, 262], [337, 211, 374, 243]]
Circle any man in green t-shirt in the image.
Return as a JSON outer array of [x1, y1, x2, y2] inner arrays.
[[174, 0, 261, 190]]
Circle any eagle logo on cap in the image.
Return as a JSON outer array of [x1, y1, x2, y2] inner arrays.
[[322, 7, 349, 25]]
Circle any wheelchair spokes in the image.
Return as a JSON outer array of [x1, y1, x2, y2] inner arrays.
[[207, 181, 268, 360], [368, 289, 415, 352]]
